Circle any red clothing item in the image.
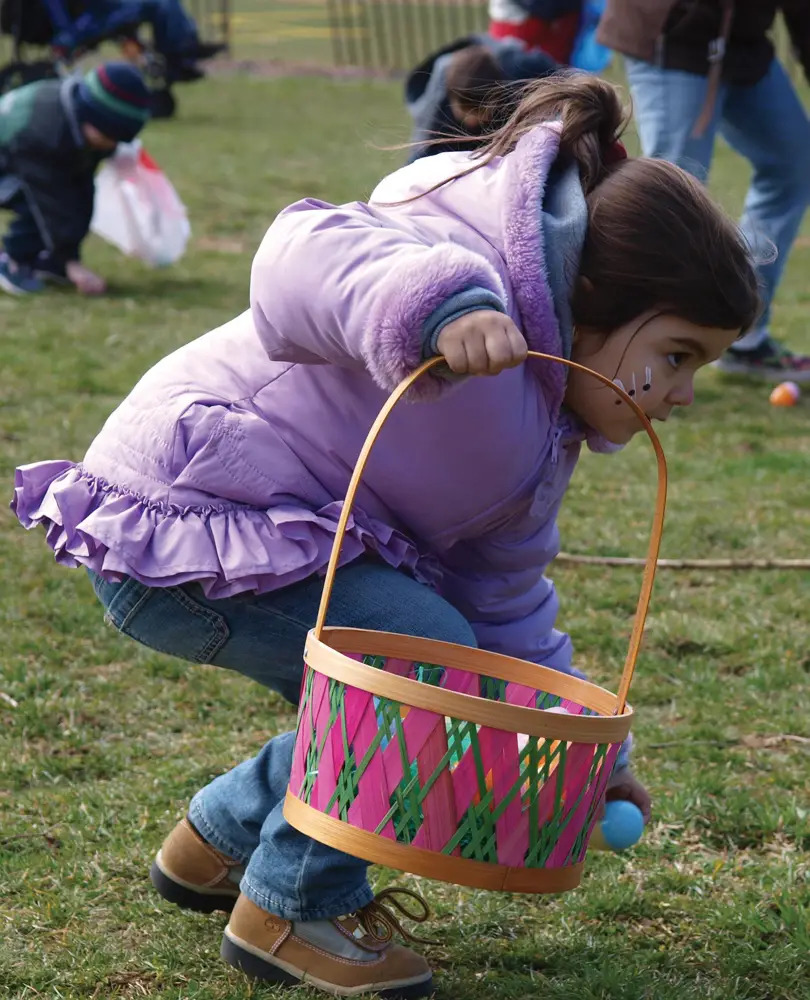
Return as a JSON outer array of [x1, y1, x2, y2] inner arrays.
[[490, 12, 580, 64]]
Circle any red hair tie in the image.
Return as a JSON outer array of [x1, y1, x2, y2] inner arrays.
[[604, 139, 628, 165]]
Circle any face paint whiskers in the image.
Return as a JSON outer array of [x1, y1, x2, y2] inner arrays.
[[613, 367, 652, 404]]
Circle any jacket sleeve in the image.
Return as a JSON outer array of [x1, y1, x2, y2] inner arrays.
[[10, 139, 93, 268], [249, 198, 507, 396], [781, 2, 810, 83]]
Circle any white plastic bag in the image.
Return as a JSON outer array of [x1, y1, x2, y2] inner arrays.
[[90, 140, 191, 267]]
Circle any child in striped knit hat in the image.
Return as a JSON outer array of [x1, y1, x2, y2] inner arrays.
[[0, 62, 151, 296]]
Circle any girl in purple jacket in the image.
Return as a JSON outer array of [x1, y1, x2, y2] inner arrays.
[[13, 75, 758, 997]]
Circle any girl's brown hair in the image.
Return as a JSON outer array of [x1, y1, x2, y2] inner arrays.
[[414, 72, 761, 333]]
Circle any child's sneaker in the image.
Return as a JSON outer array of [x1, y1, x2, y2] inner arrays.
[[713, 337, 810, 382], [0, 254, 43, 295], [221, 890, 434, 998], [33, 259, 72, 287], [149, 816, 244, 913]]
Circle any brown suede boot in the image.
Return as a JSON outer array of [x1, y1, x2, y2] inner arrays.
[[150, 817, 244, 913], [221, 889, 434, 998]]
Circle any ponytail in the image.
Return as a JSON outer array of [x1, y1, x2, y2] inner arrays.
[[476, 72, 630, 194], [396, 71, 631, 204]]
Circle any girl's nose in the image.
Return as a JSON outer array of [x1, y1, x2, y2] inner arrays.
[[668, 376, 695, 407]]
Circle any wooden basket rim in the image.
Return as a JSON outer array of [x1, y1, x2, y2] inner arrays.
[[284, 792, 585, 894], [307, 628, 634, 744]]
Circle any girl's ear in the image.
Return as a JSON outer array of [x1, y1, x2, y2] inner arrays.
[[575, 275, 595, 299], [571, 325, 610, 357]]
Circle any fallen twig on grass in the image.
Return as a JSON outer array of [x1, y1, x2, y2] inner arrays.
[[649, 735, 810, 750], [555, 554, 810, 570], [0, 823, 61, 848]]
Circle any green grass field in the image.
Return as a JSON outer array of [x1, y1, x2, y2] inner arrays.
[[1, 72, 809, 1000], [223, 1, 488, 69]]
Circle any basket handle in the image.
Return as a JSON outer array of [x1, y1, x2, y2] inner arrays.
[[314, 353, 668, 716]]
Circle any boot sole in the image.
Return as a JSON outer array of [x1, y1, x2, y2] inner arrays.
[[221, 931, 434, 998], [149, 858, 238, 914]]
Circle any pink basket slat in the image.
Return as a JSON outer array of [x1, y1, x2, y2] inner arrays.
[[347, 698, 395, 835], [411, 719, 459, 853]]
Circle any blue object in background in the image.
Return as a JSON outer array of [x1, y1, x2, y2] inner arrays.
[[590, 799, 645, 852], [570, 0, 612, 73]]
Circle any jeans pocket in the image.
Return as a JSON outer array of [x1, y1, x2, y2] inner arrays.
[[103, 578, 230, 664]]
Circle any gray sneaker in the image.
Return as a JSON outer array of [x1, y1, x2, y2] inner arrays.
[[713, 337, 810, 382]]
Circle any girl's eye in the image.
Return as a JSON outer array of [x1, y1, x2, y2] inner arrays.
[[667, 353, 687, 369]]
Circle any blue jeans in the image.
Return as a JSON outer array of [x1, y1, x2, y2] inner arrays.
[[2, 192, 52, 266], [90, 562, 477, 920], [625, 57, 810, 342], [50, 0, 198, 57]]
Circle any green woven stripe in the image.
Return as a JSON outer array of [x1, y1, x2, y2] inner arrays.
[[324, 682, 359, 820], [442, 795, 498, 861], [301, 676, 344, 807], [527, 743, 569, 867], [372, 696, 401, 750], [329, 749, 359, 821], [570, 743, 613, 859], [445, 717, 474, 769], [298, 669, 319, 801], [525, 743, 615, 868], [413, 662, 446, 686], [480, 675, 507, 701]]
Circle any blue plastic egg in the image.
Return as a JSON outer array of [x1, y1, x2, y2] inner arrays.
[[591, 800, 645, 852]]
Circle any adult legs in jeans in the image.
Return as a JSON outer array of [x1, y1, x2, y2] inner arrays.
[[91, 561, 477, 920], [625, 57, 810, 376], [86, 0, 199, 55]]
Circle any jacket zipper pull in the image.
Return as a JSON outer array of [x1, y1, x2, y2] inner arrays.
[[551, 426, 563, 465]]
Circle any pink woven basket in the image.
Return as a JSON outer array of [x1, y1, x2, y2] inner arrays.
[[284, 354, 667, 893]]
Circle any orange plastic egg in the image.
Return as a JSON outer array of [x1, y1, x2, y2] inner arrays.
[[769, 381, 800, 407]]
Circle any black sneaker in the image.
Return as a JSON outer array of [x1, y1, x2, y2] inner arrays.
[[166, 56, 206, 84], [713, 336, 810, 383], [0, 254, 43, 295], [183, 41, 226, 61], [33, 258, 71, 287]]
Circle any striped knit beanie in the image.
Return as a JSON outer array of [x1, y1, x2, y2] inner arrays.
[[74, 63, 151, 143]]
